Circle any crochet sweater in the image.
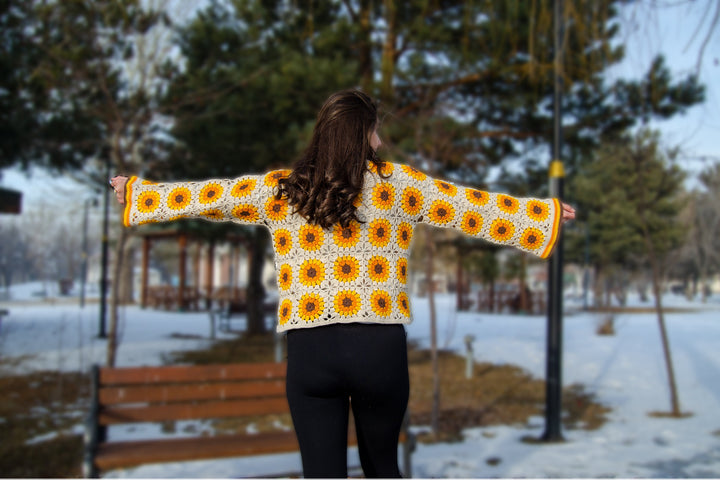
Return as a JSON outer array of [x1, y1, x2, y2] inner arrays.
[[123, 162, 562, 332]]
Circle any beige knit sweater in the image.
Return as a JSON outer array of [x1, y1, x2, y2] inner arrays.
[[123, 162, 562, 332]]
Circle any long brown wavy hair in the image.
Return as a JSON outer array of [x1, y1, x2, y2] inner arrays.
[[277, 89, 385, 229]]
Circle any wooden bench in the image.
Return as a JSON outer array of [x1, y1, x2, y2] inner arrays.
[[83, 362, 415, 478]]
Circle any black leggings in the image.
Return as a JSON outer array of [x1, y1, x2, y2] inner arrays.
[[286, 323, 409, 478]]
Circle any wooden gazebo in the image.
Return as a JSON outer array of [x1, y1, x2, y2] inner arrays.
[[135, 225, 249, 311]]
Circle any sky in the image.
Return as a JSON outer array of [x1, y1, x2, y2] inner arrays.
[[1, 1, 719, 210], [608, 1, 720, 184]]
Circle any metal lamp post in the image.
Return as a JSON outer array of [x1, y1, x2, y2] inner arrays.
[[541, 0, 565, 443]]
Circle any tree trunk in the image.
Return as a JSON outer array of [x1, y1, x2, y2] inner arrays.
[[519, 253, 529, 312], [650, 257, 682, 416], [380, 0, 397, 102], [357, 0, 373, 91], [593, 264, 604, 308], [425, 229, 440, 437], [456, 247, 464, 310], [118, 238, 135, 304], [246, 228, 268, 335], [106, 227, 128, 367]]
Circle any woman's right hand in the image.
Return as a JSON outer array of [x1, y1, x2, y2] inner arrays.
[[109, 176, 129, 205]]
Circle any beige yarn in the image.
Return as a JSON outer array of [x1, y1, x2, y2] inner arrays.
[[124, 162, 561, 332]]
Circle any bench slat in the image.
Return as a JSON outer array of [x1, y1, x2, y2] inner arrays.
[[99, 380, 286, 405], [99, 397, 290, 425], [95, 428, 406, 471], [95, 431, 300, 471], [99, 363, 286, 386]]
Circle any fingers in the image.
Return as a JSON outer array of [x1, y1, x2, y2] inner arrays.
[[109, 176, 129, 205], [560, 202, 576, 224]]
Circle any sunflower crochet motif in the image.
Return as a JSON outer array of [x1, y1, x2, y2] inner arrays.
[[123, 162, 562, 332]]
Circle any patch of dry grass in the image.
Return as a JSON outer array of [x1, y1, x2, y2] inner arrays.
[[0, 371, 90, 478], [407, 348, 610, 442], [0, 331, 610, 477]]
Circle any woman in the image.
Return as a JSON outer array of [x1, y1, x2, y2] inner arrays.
[[111, 89, 575, 478]]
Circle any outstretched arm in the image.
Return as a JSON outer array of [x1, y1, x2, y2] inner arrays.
[[393, 165, 574, 259], [110, 171, 288, 227]]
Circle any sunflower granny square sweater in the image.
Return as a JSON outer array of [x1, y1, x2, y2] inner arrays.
[[123, 162, 562, 332]]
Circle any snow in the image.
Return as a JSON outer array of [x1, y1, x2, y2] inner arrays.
[[2, 282, 720, 478]]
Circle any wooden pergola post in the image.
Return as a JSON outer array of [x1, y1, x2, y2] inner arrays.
[[178, 233, 187, 310], [456, 248, 464, 310], [193, 242, 201, 308], [140, 237, 151, 308], [205, 241, 215, 310]]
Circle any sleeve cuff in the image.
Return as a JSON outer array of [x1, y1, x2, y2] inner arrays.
[[122, 176, 138, 227], [539, 198, 562, 259]]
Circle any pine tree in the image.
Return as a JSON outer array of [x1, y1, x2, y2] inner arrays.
[[574, 129, 687, 416]]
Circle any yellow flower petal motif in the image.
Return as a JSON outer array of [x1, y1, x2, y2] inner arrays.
[[434, 180, 457, 196], [140, 180, 157, 185], [264, 169, 291, 188], [137, 219, 158, 226], [400, 187, 424, 216], [167, 187, 192, 210], [461, 211, 484, 236], [519, 227, 545, 251], [427, 199, 455, 225], [278, 264, 292, 291], [368, 255, 390, 283], [526, 200, 550, 222], [370, 290, 392, 317], [497, 194, 519, 214], [333, 290, 362, 317], [489, 218, 516, 242], [299, 259, 325, 287], [265, 197, 288, 221], [231, 178, 256, 198], [465, 188, 489, 207], [333, 256, 360, 283], [199, 183, 223, 204], [397, 292, 411, 317], [232, 204, 259, 223], [368, 218, 392, 248], [137, 191, 160, 213], [200, 209, 224, 220], [298, 293, 324, 322], [299, 224, 324, 251], [368, 161, 393, 175], [396, 222, 413, 249], [371, 182, 396, 210], [401, 164, 426, 181], [273, 229, 292, 255], [333, 221, 360, 249], [396, 258, 408, 284], [278, 299, 292, 325]]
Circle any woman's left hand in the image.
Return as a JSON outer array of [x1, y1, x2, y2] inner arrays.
[[561, 202, 575, 224], [109, 176, 129, 205]]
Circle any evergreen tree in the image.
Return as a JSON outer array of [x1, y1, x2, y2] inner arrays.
[[573, 129, 687, 416], [158, 0, 359, 333]]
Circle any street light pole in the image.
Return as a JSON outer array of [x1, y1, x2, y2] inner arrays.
[[542, 0, 565, 443], [80, 198, 96, 308], [98, 159, 110, 338]]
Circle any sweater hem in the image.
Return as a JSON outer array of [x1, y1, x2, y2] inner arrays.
[[276, 316, 412, 333]]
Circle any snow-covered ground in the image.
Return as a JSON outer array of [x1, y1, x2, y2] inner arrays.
[[1, 282, 719, 478]]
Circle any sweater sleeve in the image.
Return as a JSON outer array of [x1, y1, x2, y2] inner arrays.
[[122, 170, 289, 228], [395, 164, 562, 259]]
